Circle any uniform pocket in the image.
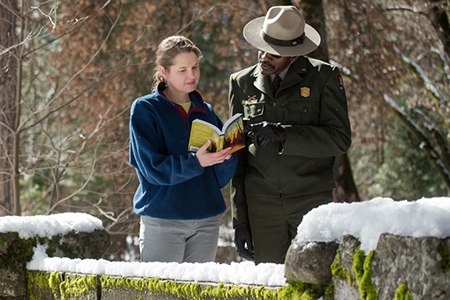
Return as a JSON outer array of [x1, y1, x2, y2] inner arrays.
[[286, 98, 320, 125], [243, 102, 265, 122]]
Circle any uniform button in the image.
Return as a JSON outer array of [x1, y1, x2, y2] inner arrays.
[[303, 107, 308, 112]]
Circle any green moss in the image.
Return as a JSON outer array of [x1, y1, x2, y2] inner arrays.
[[0, 233, 34, 269], [280, 280, 330, 300], [49, 272, 61, 291], [352, 249, 378, 300], [60, 274, 98, 300], [438, 243, 450, 273], [49, 271, 62, 298], [26, 271, 62, 300], [331, 249, 354, 286], [394, 283, 413, 300], [101, 275, 291, 299], [331, 250, 347, 280], [323, 281, 335, 300], [26, 270, 339, 300], [27, 271, 49, 300]]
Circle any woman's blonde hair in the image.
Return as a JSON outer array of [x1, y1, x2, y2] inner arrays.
[[153, 35, 203, 90]]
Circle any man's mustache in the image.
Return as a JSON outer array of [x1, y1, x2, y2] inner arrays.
[[259, 60, 274, 69]]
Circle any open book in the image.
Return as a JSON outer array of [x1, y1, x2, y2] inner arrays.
[[188, 113, 245, 154]]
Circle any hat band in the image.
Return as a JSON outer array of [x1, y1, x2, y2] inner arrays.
[[262, 31, 305, 47]]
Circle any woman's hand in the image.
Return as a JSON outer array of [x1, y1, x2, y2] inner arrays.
[[195, 140, 232, 167]]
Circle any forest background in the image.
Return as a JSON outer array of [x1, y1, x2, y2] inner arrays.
[[1, 0, 450, 261]]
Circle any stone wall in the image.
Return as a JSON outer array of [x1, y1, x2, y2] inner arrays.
[[27, 271, 288, 300], [3, 214, 450, 299], [0, 229, 110, 299], [285, 234, 450, 300]]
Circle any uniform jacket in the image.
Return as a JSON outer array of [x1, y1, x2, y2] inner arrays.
[[129, 83, 238, 220], [228, 56, 352, 226]]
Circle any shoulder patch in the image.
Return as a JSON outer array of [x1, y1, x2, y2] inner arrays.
[[336, 73, 345, 93]]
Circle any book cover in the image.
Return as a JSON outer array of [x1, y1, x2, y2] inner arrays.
[[188, 113, 245, 154]]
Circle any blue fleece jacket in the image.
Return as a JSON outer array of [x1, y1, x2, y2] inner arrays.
[[129, 83, 238, 220]]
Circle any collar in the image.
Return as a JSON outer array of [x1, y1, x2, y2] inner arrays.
[[252, 57, 309, 96], [155, 82, 208, 114], [269, 63, 291, 82]]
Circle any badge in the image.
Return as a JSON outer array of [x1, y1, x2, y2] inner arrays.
[[244, 95, 258, 104], [300, 87, 310, 98]]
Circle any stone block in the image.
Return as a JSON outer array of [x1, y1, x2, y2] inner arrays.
[[285, 240, 339, 285]]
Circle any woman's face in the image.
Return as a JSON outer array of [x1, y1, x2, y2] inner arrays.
[[161, 51, 200, 96]]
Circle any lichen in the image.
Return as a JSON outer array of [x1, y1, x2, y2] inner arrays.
[[393, 283, 413, 300]]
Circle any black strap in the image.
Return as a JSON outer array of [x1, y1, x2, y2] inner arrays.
[[262, 31, 305, 46]]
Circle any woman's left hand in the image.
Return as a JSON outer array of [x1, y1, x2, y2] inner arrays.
[[195, 140, 232, 167]]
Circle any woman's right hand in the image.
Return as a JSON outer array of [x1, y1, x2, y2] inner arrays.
[[195, 140, 232, 167]]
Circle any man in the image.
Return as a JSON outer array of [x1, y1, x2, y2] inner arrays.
[[229, 5, 352, 264]]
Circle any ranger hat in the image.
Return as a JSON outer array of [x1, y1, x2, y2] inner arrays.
[[243, 6, 321, 57]]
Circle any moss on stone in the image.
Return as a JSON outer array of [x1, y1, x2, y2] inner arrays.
[[49, 271, 62, 298], [101, 274, 318, 299], [26, 271, 62, 300], [438, 242, 450, 273], [27, 271, 49, 300], [393, 283, 413, 300], [331, 250, 347, 280], [60, 273, 98, 300], [352, 249, 378, 300], [323, 281, 335, 300], [26, 269, 337, 300], [280, 280, 331, 300], [0, 233, 34, 269]]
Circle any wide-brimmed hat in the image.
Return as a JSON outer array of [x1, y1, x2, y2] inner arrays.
[[243, 6, 321, 57]]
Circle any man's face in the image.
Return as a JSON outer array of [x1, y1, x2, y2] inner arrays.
[[258, 50, 294, 76]]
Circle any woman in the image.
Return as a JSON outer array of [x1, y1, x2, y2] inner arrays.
[[129, 36, 237, 263]]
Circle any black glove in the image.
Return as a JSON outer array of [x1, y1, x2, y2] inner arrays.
[[245, 121, 286, 149], [234, 223, 254, 261]]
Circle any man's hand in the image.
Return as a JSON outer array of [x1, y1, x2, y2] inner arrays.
[[245, 121, 285, 149], [234, 223, 254, 261]]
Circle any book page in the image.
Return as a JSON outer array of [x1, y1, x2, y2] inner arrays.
[[191, 118, 222, 133], [188, 121, 221, 152], [187, 113, 245, 153], [223, 114, 245, 153], [222, 113, 243, 131]]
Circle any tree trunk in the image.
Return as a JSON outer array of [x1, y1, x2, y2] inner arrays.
[[0, 0, 21, 215], [297, 0, 360, 203], [427, 0, 450, 61]]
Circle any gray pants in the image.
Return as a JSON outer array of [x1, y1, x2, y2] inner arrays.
[[139, 215, 220, 263]]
